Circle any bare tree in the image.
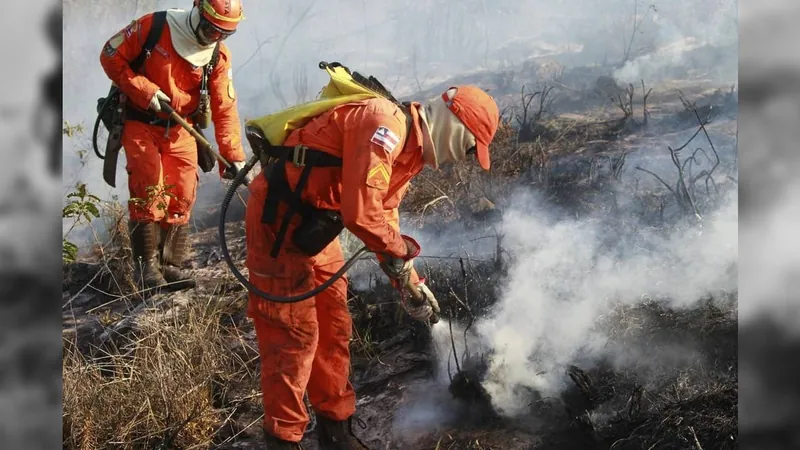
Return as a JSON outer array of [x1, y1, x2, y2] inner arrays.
[[269, 72, 289, 110], [292, 64, 309, 104], [622, 1, 658, 64]]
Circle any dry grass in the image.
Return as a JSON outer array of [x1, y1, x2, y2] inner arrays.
[[68, 200, 138, 302], [62, 296, 253, 450], [400, 112, 621, 227], [401, 123, 526, 225], [608, 381, 737, 450]]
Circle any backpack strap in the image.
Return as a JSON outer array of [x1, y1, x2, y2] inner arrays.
[[210, 43, 221, 69], [258, 143, 343, 258], [130, 10, 167, 74], [266, 151, 327, 258], [199, 43, 221, 92]]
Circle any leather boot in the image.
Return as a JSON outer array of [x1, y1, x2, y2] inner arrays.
[[316, 415, 370, 450], [128, 221, 168, 290], [159, 223, 196, 290], [263, 429, 304, 449]]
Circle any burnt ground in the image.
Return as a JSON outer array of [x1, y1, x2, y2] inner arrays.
[[63, 61, 738, 450], [62, 222, 737, 450]]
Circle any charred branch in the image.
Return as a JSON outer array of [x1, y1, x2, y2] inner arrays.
[[611, 80, 651, 126], [611, 84, 635, 119], [516, 84, 556, 142], [642, 80, 652, 124]]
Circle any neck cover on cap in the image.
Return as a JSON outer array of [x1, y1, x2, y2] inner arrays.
[[419, 88, 477, 169], [166, 8, 217, 67]]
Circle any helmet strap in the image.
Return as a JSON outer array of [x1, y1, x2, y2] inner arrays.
[[188, 6, 211, 46]]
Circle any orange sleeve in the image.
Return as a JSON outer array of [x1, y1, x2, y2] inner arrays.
[[209, 44, 246, 171], [99, 15, 160, 111], [340, 110, 408, 259]]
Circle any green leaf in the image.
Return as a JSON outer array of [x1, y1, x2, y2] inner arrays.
[[63, 203, 79, 218], [63, 240, 78, 263], [84, 202, 100, 219]]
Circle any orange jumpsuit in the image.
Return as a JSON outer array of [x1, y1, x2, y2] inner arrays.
[[245, 97, 425, 441], [99, 13, 245, 225]]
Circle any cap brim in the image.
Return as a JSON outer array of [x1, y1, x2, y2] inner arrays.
[[476, 142, 491, 170]]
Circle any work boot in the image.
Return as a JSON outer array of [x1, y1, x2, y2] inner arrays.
[[159, 223, 197, 290], [128, 221, 168, 290], [263, 430, 304, 449], [316, 415, 370, 450]]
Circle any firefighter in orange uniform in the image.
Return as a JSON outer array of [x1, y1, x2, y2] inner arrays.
[[99, 0, 248, 290], [245, 85, 500, 448]]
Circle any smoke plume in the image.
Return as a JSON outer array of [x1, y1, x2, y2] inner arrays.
[[472, 188, 737, 416]]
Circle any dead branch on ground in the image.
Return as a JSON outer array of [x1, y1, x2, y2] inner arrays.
[[612, 84, 635, 119], [611, 80, 651, 125]]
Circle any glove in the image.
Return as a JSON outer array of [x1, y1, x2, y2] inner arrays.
[[148, 90, 171, 112], [400, 280, 440, 322], [222, 160, 253, 184], [380, 235, 421, 285], [418, 282, 441, 315]]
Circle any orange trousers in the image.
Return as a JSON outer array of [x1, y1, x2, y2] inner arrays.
[[122, 120, 198, 225], [244, 175, 356, 442]]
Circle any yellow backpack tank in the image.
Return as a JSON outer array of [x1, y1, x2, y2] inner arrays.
[[245, 61, 400, 147]]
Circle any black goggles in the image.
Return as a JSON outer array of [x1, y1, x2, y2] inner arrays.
[[466, 145, 477, 156], [198, 15, 236, 42]]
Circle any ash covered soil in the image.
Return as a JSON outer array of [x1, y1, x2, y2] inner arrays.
[[63, 54, 738, 450]]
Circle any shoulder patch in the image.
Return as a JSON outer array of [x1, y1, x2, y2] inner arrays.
[[109, 32, 124, 48], [104, 32, 125, 56], [124, 20, 137, 37], [370, 126, 400, 153], [366, 162, 390, 190]]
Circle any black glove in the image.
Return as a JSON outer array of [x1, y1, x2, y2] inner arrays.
[[223, 161, 253, 184]]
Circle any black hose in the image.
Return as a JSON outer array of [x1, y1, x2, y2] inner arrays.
[[218, 155, 370, 303]]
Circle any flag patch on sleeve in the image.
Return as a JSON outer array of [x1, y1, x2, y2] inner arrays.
[[370, 126, 400, 153]]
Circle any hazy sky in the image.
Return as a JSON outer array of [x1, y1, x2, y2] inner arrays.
[[62, 0, 736, 241]]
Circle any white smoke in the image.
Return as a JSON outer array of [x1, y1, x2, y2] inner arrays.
[[612, 1, 738, 85], [473, 188, 737, 416], [613, 36, 706, 84]]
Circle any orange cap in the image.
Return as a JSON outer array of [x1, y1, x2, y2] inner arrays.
[[442, 85, 500, 170]]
